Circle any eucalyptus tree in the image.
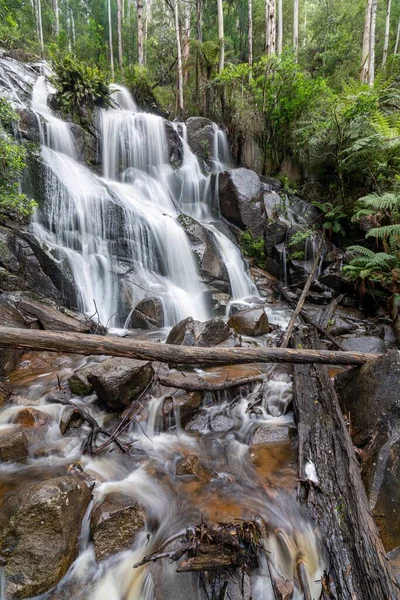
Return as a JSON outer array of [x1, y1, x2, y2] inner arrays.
[[217, 0, 224, 72], [382, 0, 392, 66]]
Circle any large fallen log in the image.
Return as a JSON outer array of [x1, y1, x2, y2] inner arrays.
[[293, 328, 400, 599], [0, 327, 380, 366]]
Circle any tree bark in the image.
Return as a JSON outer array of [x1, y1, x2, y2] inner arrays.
[[368, 0, 378, 86], [265, 0, 276, 55], [117, 0, 124, 74], [277, 0, 282, 55], [293, 0, 299, 59], [182, 0, 191, 83], [361, 0, 373, 83], [174, 0, 184, 114], [0, 327, 380, 367], [158, 371, 264, 391], [196, 0, 203, 103], [248, 0, 253, 66], [52, 0, 60, 36], [36, 0, 45, 56], [293, 329, 400, 599], [137, 0, 145, 66], [395, 17, 400, 54], [108, 0, 115, 78], [382, 0, 392, 67], [217, 0, 225, 72]]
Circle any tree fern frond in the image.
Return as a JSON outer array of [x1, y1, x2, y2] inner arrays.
[[358, 192, 400, 211], [366, 225, 400, 239], [346, 245, 376, 258]]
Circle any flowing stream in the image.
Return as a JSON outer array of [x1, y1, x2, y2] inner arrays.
[[0, 57, 325, 599]]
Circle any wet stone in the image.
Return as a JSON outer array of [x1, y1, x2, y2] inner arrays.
[[0, 381, 11, 406], [0, 429, 29, 462], [14, 407, 51, 428], [91, 494, 145, 562], [166, 316, 233, 347], [68, 367, 93, 396], [129, 297, 164, 329], [228, 308, 270, 337], [59, 406, 84, 435], [251, 424, 292, 445]]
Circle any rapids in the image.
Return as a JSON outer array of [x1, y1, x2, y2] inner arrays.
[[0, 56, 325, 599]]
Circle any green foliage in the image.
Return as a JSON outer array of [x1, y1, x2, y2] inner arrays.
[[240, 231, 265, 268], [123, 65, 158, 111], [0, 100, 36, 218], [312, 201, 346, 236], [51, 54, 111, 116]]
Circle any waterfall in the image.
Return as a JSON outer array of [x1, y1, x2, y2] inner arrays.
[[28, 74, 256, 327]]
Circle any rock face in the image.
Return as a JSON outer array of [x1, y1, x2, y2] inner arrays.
[[0, 430, 29, 461], [218, 168, 265, 238], [165, 121, 183, 166], [185, 117, 215, 164], [129, 297, 165, 329], [68, 366, 93, 396], [228, 308, 269, 337], [336, 351, 400, 550], [177, 214, 229, 288], [0, 475, 91, 599], [0, 296, 30, 376], [17, 293, 92, 332], [87, 357, 154, 410], [91, 494, 145, 561], [166, 317, 233, 347]]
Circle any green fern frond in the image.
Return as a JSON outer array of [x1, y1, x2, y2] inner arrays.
[[358, 192, 400, 211], [346, 245, 376, 258], [366, 224, 400, 239]]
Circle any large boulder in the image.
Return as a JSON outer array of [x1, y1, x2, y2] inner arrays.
[[0, 296, 31, 376], [178, 214, 229, 286], [185, 117, 215, 164], [0, 475, 91, 599], [70, 123, 99, 168], [0, 429, 29, 462], [87, 357, 154, 410], [165, 121, 183, 167], [341, 336, 386, 354], [218, 168, 265, 238], [129, 297, 165, 330], [91, 493, 145, 561], [228, 308, 270, 337], [336, 351, 400, 550], [166, 316, 234, 347], [16, 293, 93, 332], [68, 366, 94, 396]]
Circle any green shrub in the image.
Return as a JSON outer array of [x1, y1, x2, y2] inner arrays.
[[241, 231, 265, 268], [124, 65, 159, 112], [51, 54, 111, 117]]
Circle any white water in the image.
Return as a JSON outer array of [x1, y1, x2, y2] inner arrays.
[[29, 75, 255, 326]]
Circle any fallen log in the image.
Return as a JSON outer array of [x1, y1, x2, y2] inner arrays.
[[0, 327, 380, 366], [157, 371, 264, 391], [293, 328, 400, 599]]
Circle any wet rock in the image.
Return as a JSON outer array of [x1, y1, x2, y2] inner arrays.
[[91, 494, 145, 561], [68, 367, 93, 396], [274, 578, 294, 600], [17, 293, 92, 332], [87, 357, 154, 410], [0, 381, 11, 406], [0, 430, 29, 462], [218, 168, 265, 238], [178, 214, 230, 284], [70, 123, 99, 167], [0, 296, 31, 376], [260, 175, 283, 192], [319, 269, 354, 295], [264, 221, 289, 257], [162, 391, 203, 427], [212, 292, 231, 316], [265, 256, 282, 280], [59, 406, 84, 435], [14, 407, 51, 428], [341, 336, 386, 354], [166, 316, 233, 347], [165, 121, 183, 166], [176, 454, 200, 476], [251, 424, 292, 445], [185, 117, 215, 164], [16, 107, 41, 143], [228, 308, 269, 337], [129, 297, 165, 329], [0, 475, 91, 599]]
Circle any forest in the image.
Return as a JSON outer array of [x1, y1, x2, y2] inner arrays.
[[1, 0, 400, 599]]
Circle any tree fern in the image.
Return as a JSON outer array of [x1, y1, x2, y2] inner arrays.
[[366, 224, 400, 239]]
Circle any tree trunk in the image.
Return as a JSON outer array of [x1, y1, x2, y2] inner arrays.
[[265, 0, 276, 55], [293, 329, 400, 599], [36, 0, 45, 56], [382, 0, 392, 66], [107, 0, 115, 79], [293, 0, 299, 59], [174, 0, 184, 115], [395, 17, 400, 54], [117, 0, 124, 74], [368, 0, 378, 86], [277, 0, 282, 54], [361, 0, 373, 83], [182, 1, 191, 83], [217, 0, 224, 73], [144, 0, 153, 65], [52, 0, 60, 36], [248, 0, 253, 66], [137, 0, 145, 66], [0, 326, 381, 367], [196, 0, 203, 103]]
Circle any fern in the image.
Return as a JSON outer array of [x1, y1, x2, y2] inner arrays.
[[346, 245, 376, 257], [366, 224, 400, 239], [357, 192, 400, 212]]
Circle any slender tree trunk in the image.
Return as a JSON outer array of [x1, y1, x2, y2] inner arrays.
[[196, 0, 203, 103], [293, 0, 299, 59], [368, 0, 378, 86], [265, 0, 276, 55], [248, 0, 253, 66], [52, 0, 60, 36], [217, 0, 224, 73], [117, 0, 124, 74], [174, 0, 184, 115], [182, 1, 191, 83], [382, 0, 392, 66], [70, 9, 76, 48], [36, 0, 45, 56], [137, 0, 145, 66], [277, 0, 282, 54], [361, 0, 373, 83], [395, 17, 400, 54], [107, 0, 115, 79]]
